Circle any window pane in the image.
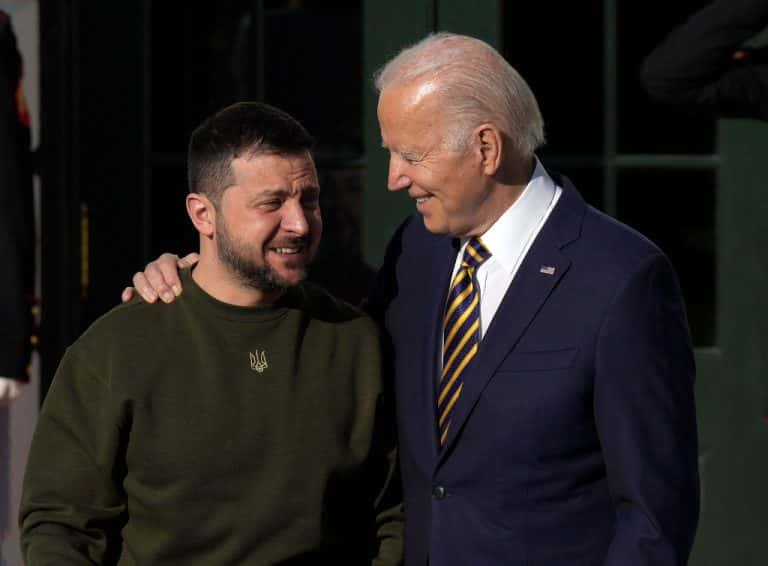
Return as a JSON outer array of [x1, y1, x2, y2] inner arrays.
[[263, 2, 363, 156], [503, 3, 604, 156], [617, 170, 716, 346], [617, 1, 716, 154]]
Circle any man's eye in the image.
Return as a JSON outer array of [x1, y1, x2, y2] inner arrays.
[[260, 200, 282, 210]]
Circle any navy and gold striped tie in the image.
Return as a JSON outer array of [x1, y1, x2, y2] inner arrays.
[[438, 237, 491, 446]]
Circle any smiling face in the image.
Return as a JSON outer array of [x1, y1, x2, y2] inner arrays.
[[213, 150, 322, 291], [378, 80, 505, 238]]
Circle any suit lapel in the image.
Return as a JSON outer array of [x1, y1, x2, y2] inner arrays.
[[437, 179, 584, 460]]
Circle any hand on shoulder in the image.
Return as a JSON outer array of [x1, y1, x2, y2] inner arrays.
[[121, 252, 198, 304]]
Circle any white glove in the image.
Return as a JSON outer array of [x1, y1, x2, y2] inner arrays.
[[0, 376, 24, 405]]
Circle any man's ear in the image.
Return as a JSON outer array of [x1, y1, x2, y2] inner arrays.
[[186, 193, 216, 239], [473, 123, 503, 176]]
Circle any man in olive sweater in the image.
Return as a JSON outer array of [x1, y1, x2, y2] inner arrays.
[[19, 102, 403, 565]]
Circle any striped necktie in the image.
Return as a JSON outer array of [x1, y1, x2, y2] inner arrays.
[[438, 237, 491, 446]]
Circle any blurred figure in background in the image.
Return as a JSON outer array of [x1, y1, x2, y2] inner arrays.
[[0, 11, 34, 566], [641, 0, 768, 121], [0, 9, 34, 403]]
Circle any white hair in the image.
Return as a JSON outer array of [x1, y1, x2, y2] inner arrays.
[[374, 32, 545, 157]]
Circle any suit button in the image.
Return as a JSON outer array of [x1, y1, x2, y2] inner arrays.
[[432, 485, 447, 499]]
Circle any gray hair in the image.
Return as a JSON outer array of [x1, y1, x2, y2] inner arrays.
[[374, 32, 545, 157]]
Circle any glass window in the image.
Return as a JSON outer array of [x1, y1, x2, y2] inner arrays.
[[503, 3, 604, 157], [617, 169, 716, 346], [617, 1, 716, 154]]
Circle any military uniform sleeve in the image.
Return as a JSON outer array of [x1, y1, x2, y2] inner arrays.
[[19, 348, 128, 565]]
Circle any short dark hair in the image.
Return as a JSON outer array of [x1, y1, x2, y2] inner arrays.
[[188, 101, 315, 204]]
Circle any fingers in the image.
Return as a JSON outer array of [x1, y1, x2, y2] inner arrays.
[[121, 286, 136, 303], [132, 272, 160, 303], [178, 252, 200, 269], [147, 263, 175, 303], [129, 252, 194, 304], [156, 253, 186, 298]]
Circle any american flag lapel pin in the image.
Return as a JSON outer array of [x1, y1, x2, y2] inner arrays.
[[539, 265, 556, 275]]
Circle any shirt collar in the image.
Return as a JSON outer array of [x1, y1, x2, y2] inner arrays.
[[476, 157, 558, 274]]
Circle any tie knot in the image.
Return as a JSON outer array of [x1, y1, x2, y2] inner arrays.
[[461, 237, 491, 270]]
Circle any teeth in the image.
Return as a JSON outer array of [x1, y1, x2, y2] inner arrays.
[[416, 197, 429, 203], [273, 247, 301, 254]]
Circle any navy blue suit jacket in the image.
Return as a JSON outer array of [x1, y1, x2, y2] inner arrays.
[[368, 174, 699, 565]]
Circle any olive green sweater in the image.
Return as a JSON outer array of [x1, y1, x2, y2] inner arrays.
[[20, 268, 403, 565]]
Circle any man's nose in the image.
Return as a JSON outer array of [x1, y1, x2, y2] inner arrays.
[[281, 200, 310, 235], [387, 156, 412, 192]]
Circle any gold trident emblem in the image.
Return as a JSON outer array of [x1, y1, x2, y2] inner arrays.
[[249, 350, 268, 373]]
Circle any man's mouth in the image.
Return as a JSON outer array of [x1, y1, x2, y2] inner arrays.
[[271, 246, 304, 255], [414, 195, 434, 210], [268, 239, 309, 256]]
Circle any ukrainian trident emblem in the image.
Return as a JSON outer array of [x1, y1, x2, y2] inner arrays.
[[249, 350, 268, 373]]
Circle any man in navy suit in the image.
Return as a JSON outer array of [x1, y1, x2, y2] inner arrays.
[[126, 32, 699, 566]]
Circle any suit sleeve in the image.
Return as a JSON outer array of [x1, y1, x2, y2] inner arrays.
[[19, 348, 128, 565], [640, 0, 768, 121], [595, 253, 699, 565]]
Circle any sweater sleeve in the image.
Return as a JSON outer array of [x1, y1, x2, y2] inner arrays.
[[640, 0, 768, 120], [366, 325, 404, 566], [370, 394, 404, 566], [19, 348, 129, 565]]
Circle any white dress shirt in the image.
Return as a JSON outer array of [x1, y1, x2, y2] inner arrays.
[[448, 158, 562, 340]]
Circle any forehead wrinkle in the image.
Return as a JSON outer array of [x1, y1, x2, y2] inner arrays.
[[256, 188, 290, 198], [253, 184, 320, 198]]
